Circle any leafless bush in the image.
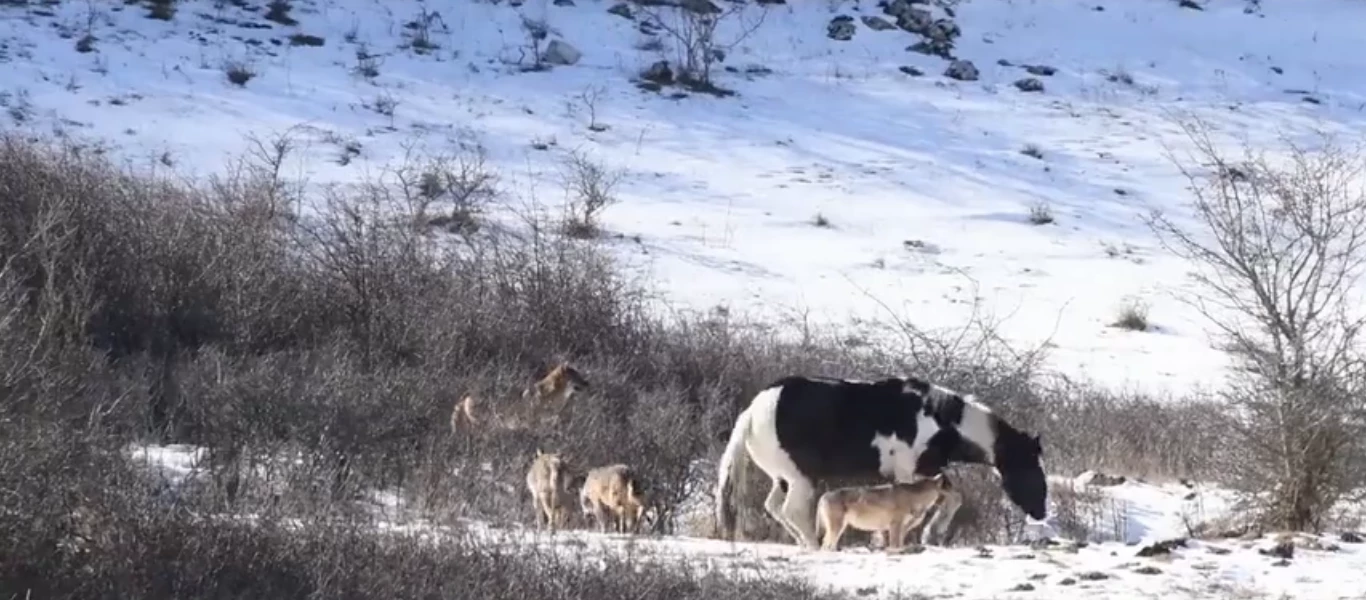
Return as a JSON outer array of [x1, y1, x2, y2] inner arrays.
[[390, 141, 499, 234], [1111, 296, 1150, 331], [637, 1, 769, 94], [558, 149, 624, 238], [0, 128, 1254, 570], [1147, 116, 1366, 532]]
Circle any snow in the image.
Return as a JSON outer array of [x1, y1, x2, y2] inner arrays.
[[130, 442, 1366, 600], [12, 0, 1366, 595], [5, 0, 1365, 397]]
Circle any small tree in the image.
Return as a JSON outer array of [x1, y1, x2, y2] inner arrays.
[[637, 1, 768, 94], [559, 149, 624, 239], [1146, 117, 1366, 532]]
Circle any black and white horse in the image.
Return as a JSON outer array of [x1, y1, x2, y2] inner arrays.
[[714, 375, 1048, 549]]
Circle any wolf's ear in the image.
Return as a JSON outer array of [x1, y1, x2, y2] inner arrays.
[[932, 473, 946, 483], [535, 447, 543, 457]]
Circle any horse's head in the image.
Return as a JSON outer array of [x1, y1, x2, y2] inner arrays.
[[993, 424, 1047, 522]]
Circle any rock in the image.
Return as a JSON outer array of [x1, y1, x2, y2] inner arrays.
[[1134, 566, 1162, 575], [1136, 538, 1187, 558], [607, 2, 633, 18], [1258, 541, 1294, 560], [997, 58, 1013, 66], [907, 40, 953, 58], [1207, 546, 1231, 555], [1025, 64, 1057, 76], [543, 39, 581, 65], [861, 15, 896, 31], [1014, 77, 1044, 92], [1178, 0, 1203, 9], [1059, 577, 1077, 586], [679, 0, 721, 14], [553, 0, 574, 5], [642, 60, 673, 84], [895, 7, 934, 34], [925, 18, 960, 42], [1341, 531, 1364, 543], [943, 59, 978, 81], [1075, 470, 1127, 487], [755, 0, 785, 4], [1078, 571, 1110, 581], [827, 15, 857, 41], [1010, 583, 1035, 592], [898, 65, 924, 77]]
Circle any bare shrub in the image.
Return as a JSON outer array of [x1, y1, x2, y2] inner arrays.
[[0, 128, 1245, 568], [1147, 117, 1366, 532], [558, 149, 624, 239], [1027, 201, 1055, 225], [637, 1, 769, 94], [224, 60, 256, 86], [1111, 296, 1150, 331]]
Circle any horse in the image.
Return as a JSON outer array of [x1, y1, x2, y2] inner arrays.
[[713, 375, 1047, 550]]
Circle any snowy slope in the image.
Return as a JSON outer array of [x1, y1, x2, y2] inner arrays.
[[3, 0, 1365, 397]]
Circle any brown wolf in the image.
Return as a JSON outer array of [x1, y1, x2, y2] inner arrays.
[[522, 361, 592, 409], [526, 449, 571, 530], [815, 473, 951, 552], [579, 463, 645, 534]]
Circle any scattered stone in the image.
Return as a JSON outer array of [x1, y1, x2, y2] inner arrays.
[[1302, 96, 1322, 105], [679, 0, 721, 15], [861, 15, 896, 31], [1027, 573, 1048, 581], [1341, 532, 1364, 543], [1270, 66, 1283, 74], [898, 65, 924, 77], [543, 39, 581, 65], [1010, 583, 1036, 592], [1078, 571, 1110, 581], [552, 0, 574, 6], [907, 41, 952, 58], [1059, 577, 1077, 586], [642, 60, 673, 85], [1075, 470, 1127, 487], [827, 15, 857, 41], [1014, 77, 1044, 92], [1259, 541, 1294, 560], [1207, 546, 1231, 555], [1133, 565, 1162, 575], [944, 59, 978, 81], [1025, 64, 1057, 76], [1178, 0, 1203, 9], [755, 0, 786, 4], [1136, 538, 1188, 558], [997, 58, 1013, 66], [607, 2, 633, 19]]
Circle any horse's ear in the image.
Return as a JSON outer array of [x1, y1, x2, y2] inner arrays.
[[535, 447, 543, 457]]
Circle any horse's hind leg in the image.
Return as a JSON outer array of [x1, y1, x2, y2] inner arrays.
[[764, 478, 803, 543], [779, 476, 820, 550]]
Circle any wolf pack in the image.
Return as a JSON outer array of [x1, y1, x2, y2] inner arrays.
[[455, 362, 1050, 552]]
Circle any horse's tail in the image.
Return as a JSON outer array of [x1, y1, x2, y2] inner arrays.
[[715, 405, 752, 541]]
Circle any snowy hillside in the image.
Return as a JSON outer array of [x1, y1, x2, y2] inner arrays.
[[4, 0, 1365, 396]]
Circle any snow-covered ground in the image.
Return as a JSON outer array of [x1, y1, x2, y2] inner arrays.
[[4, 0, 1365, 396], [136, 442, 1365, 600]]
